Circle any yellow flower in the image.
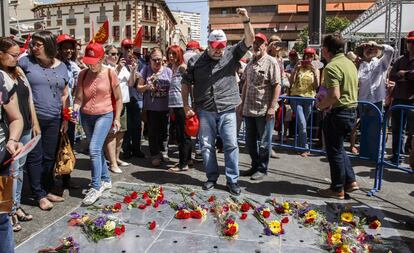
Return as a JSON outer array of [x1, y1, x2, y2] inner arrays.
[[339, 244, 352, 253], [341, 212, 353, 223], [283, 202, 289, 210], [81, 215, 90, 223], [196, 206, 207, 217], [305, 210, 317, 220], [331, 233, 342, 245], [103, 221, 116, 232], [268, 220, 282, 235], [335, 227, 343, 233], [227, 222, 239, 232]]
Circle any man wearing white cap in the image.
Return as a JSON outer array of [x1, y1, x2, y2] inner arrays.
[[182, 8, 254, 196]]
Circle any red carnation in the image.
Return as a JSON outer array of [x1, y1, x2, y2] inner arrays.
[[240, 213, 248, 220], [223, 205, 229, 213], [62, 108, 71, 121], [281, 217, 289, 224], [113, 203, 122, 210], [153, 202, 159, 208], [121, 225, 125, 233], [146, 199, 152, 206], [138, 204, 147, 209], [123, 195, 132, 204], [208, 195, 215, 203], [149, 221, 156, 230], [191, 210, 202, 219], [142, 192, 149, 199], [275, 206, 284, 214], [262, 210, 270, 218], [114, 227, 122, 236], [224, 226, 237, 236], [305, 218, 315, 224], [130, 191, 138, 199], [156, 194, 164, 202], [240, 202, 250, 212]]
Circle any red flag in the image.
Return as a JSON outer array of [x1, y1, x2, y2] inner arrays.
[[133, 26, 143, 48], [93, 20, 109, 44], [23, 33, 30, 50]]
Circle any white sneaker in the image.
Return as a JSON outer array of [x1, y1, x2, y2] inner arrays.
[[109, 166, 123, 174], [82, 188, 102, 205], [100, 181, 112, 192]]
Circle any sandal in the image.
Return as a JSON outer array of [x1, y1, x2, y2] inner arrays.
[[168, 164, 181, 172], [11, 215, 22, 232], [16, 208, 33, 222]]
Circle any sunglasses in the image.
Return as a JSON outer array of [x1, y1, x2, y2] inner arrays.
[[109, 52, 120, 56], [123, 46, 133, 50], [30, 42, 44, 48]]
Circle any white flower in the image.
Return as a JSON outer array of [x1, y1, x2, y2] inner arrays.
[[103, 220, 116, 231]]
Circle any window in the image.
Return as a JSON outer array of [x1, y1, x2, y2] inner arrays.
[[151, 6, 157, 21], [113, 26, 120, 41], [67, 8, 76, 25], [126, 25, 132, 38], [57, 8, 62, 19], [144, 26, 150, 40], [150, 26, 156, 42], [143, 6, 150, 20], [97, 5, 107, 23], [69, 8, 75, 18], [113, 4, 119, 22], [250, 5, 275, 13], [84, 7, 90, 23], [46, 10, 51, 19], [84, 28, 90, 43], [126, 3, 131, 21], [69, 29, 75, 37]]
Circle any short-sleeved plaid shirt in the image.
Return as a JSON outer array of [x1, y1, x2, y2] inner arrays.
[[243, 54, 281, 117]]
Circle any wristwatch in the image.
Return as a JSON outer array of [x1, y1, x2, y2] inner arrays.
[[243, 18, 250, 24]]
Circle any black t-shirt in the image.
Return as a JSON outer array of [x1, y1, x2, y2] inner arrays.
[[15, 77, 31, 131], [0, 72, 13, 171]]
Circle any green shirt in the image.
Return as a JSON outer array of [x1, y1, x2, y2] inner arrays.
[[324, 53, 358, 108]]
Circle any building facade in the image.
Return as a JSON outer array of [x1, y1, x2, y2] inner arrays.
[[32, 0, 177, 53], [171, 10, 201, 42], [172, 14, 191, 48], [209, 0, 376, 45]]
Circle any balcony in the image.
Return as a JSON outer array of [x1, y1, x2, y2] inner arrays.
[[96, 15, 108, 24], [66, 18, 76, 26]]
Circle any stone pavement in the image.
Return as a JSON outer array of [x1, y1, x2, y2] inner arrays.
[[13, 142, 414, 252]]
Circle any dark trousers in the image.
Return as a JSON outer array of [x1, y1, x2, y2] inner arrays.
[[173, 108, 192, 168], [26, 117, 61, 200], [123, 99, 143, 155], [323, 108, 356, 192], [391, 99, 414, 158], [147, 110, 169, 157], [245, 116, 274, 173]]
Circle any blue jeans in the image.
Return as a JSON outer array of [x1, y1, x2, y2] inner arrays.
[[26, 117, 61, 200], [291, 98, 313, 149], [81, 112, 113, 190], [198, 109, 239, 184], [0, 213, 14, 253], [245, 116, 274, 173], [323, 107, 357, 192], [123, 99, 143, 155], [391, 99, 414, 158], [11, 130, 32, 214]]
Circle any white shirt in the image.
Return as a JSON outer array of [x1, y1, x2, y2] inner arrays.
[[105, 64, 130, 103], [358, 44, 394, 103]]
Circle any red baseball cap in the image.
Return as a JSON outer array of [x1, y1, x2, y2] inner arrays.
[[304, 48, 316, 55], [289, 50, 298, 57], [187, 40, 202, 50], [83, 42, 105, 65], [121, 38, 134, 47], [406, 30, 414, 41], [56, 34, 76, 44], [185, 114, 199, 137], [255, 33, 268, 44]]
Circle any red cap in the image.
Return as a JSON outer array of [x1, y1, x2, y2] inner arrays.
[[83, 42, 105, 65], [255, 33, 268, 44], [121, 38, 134, 47], [56, 34, 76, 44], [289, 50, 298, 57], [304, 48, 316, 55], [187, 40, 202, 50], [406, 30, 414, 41], [185, 114, 199, 137], [209, 41, 227, 49]]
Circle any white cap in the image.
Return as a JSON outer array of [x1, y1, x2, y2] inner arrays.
[[208, 30, 227, 42]]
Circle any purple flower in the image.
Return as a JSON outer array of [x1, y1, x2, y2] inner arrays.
[[299, 207, 311, 216], [160, 200, 168, 205], [264, 227, 272, 236], [178, 204, 188, 210], [94, 217, 106, 228], [70, 212, 81, 219]]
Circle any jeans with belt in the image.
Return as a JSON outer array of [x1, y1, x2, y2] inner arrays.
[[323, 107, 357, 192], [81, 112, 113, 190], [198, 109, 239, 184]]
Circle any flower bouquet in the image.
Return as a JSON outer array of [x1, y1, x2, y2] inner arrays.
[[169, 188, 207, 220], [210, 198, 239, 239], [266, 198, 292, 215], [68, 213, 125, 242], [228, 196, 250, 220], [247, 199, 289, 236], [38, 237, 80, 253]]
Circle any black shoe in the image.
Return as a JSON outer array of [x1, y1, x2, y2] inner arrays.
[[227, 182, 241, 196], [133, 150, 145, 158], [240, 169, 256, 177], [389, 155, 403, 164], [202, 181, 216, 191], [251, 171, 265, 181]]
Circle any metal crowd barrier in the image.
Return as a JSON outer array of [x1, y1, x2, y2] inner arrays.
[[370, 104, 414, 196]]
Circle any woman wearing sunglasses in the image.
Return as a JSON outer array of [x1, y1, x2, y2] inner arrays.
[[137, 47, 172, 167]]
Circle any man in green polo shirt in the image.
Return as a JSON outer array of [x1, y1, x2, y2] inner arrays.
[[316, 33, 359, 200]]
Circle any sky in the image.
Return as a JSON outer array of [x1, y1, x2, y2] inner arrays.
[[166, 0, 209, 46]]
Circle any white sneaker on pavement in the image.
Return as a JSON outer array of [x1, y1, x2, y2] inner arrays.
[[82, 188, 102, 205], [99, 181, 112, 192]]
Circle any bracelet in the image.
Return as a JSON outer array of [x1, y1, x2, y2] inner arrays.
[[8, 138, 19, 143], [243, 18, 251, 24]]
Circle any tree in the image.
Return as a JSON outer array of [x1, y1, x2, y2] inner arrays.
[[293, 16, 351, 53]]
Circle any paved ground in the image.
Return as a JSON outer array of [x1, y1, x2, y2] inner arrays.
[[13, 140, 414, 252]]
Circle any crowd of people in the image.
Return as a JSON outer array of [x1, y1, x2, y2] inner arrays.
[[0, 8, 414, 253]]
